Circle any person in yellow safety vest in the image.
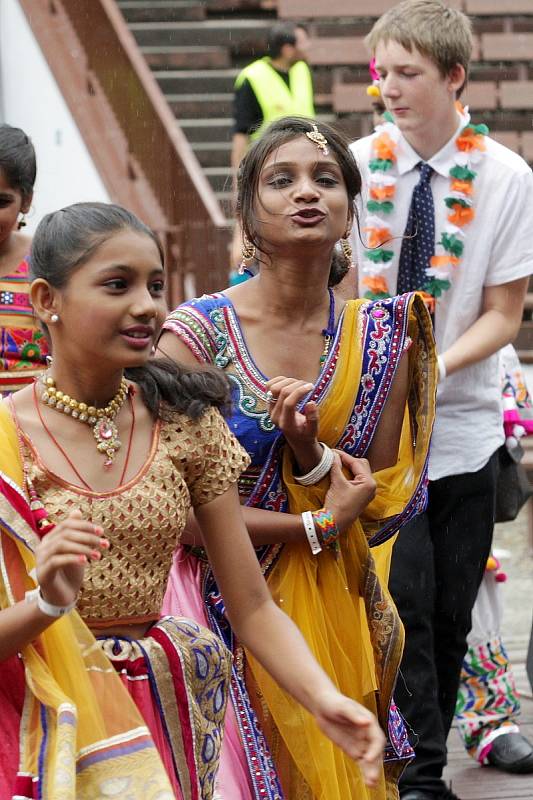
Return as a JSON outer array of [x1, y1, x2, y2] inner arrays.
[[230, 22, 315, 271]]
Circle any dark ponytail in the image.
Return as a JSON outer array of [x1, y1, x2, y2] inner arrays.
[[30, 202, 230, 420], [126, 358, 231, 420]]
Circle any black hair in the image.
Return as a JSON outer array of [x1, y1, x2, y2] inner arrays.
[[30, 202, 231, 420], [0, 124, 36, 202], [236, 116, 361, 287], [267, 22, 306, 59]]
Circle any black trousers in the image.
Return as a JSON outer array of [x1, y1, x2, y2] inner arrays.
[[390, 452, 498, 797]]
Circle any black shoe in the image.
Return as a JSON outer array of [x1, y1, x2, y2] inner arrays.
[[486, 732, 533, 774]]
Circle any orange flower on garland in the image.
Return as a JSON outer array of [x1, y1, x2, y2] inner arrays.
[[450, 179, 474, 195], [373, 132, 397, 162], [370, 184, 395, 201], [448, 203, 475, 226], [456, 127, 486, 153], [363, 275, 389, 295], [364, 226, 391, 248], [430, 255, 460, 269]]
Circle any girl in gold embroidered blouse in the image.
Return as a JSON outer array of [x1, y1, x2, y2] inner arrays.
[[0, 202, 385, 799]]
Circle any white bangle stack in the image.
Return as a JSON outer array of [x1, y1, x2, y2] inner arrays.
[[25, 587, 77, 618], [294, 443, 334, 486], [301, 511, 322, 555]]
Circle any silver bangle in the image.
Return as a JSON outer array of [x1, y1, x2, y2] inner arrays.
[[25, 587, 77, 618], [302, 511, 322, 555], [294, 443, 334, 486]]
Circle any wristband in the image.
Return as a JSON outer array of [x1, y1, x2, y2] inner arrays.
[[294, 443, 334, 486], [437, 354, 447, 383], [312, 508, 340, 554], [25, 587, 77, 618], [301, 511, 322, 555]]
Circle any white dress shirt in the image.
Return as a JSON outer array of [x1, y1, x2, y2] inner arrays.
[[350, 115, 533, 480]]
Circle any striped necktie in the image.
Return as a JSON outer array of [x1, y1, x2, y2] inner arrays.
[[397, 162, 435, 294]]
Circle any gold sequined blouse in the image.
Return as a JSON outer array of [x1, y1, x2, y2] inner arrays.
[[19, 406, 250, 628]]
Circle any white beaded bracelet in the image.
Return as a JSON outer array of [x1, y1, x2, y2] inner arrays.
[[437, 354, 447, 383], [294, 443, 334, 486], [302, 511, 322, 555], [25, 587, 77, 618]]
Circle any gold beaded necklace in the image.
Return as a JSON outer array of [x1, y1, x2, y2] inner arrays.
[[40, 375, 129, 469]]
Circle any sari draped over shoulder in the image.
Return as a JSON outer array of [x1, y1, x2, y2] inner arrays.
[[163, 293, 437, 800]]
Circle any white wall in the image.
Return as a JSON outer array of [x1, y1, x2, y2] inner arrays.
[[0, 0, 109, 233]]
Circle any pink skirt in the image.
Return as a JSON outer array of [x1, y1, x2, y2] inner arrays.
[[164, 547, 254, 800]]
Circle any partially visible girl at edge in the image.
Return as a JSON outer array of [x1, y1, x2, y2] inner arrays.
[[0, 202, 385, 799], [0, 124, 48, 395], [158, 117, 437, 800]]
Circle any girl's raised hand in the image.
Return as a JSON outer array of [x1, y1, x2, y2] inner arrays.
[[35, 510, 109, 607], [312, 688, 385, 787], [325, 452, 377, 533]]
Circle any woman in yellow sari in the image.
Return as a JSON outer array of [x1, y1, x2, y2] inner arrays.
[[159, 117, 437, 799], [0, 201, 387, 799]]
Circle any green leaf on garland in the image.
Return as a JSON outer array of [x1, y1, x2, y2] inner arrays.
[[440, 233, 464, 257], [444, 196, 470, 209], [465, 122, 489, 136], [364, 290, 391, 300], [383, 111, 394, 123], [369, 158, 394, 172], [366, 248, 394, 263], [425, 277, 451, 297], [449, 165, 476, 181], [367, 200, 394, 214]]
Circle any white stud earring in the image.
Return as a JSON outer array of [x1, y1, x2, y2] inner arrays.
[[50, 313, 59, 323]]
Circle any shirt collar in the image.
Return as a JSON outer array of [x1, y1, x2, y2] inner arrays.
[[394, 111, 469, 178]]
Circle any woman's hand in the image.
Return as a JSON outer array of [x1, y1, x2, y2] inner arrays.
[[312, 688, 385, 787], [35, 510, 109, 607], [265, 376, 322, 473], [325, 452, 376, 533]]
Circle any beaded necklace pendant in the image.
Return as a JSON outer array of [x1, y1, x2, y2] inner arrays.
[[93, 417, 121, 468], [41, 375, 128, 469]]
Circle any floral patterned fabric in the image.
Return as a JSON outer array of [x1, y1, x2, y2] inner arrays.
[[0, 258, 48, 394]]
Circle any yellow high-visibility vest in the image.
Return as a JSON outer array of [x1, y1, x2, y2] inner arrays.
[[235, 57, 315, 140]]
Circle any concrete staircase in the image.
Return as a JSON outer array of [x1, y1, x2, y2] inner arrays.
[[117, 0, 337, 217], [118, 1, 276, 216]]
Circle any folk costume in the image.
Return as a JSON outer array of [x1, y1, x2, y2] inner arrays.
[[0, 258, 48, 394], [163, 292, 436, 800], [0, 400, 249, 799], [455, 345, 533, 765], [350, 108, 533, 796]]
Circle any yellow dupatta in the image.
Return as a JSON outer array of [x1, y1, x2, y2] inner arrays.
[[246, 296, 436, 800], [0, 404, 174, 799]]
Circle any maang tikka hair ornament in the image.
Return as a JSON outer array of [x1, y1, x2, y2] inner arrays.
[[305, 123, 329, 156]]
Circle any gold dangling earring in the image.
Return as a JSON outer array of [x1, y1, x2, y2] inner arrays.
[[239, 234, 256, 275], [17, 214, 27, 230], [341, 237, 354, 269]]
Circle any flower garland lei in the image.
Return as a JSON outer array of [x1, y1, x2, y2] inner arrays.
[[362, 107, 488, 310]]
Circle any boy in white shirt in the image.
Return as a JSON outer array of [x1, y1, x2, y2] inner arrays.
[[350, 2, 533, 798]]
